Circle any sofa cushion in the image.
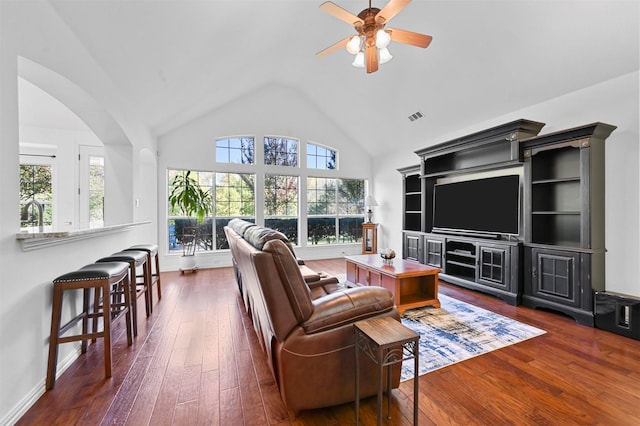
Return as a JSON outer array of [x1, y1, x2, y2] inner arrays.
[[228, 218, 256, 237], [263, 239, 314, 322], [244, 225, 289, 250]]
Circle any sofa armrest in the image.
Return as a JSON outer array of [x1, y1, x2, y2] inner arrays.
[[302, 286, 395, 334], [306, 275, 340, 289]]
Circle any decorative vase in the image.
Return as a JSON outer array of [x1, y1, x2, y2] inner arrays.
[[380, 248, 396, 265]]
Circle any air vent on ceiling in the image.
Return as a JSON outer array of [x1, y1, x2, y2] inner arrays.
[[408, 111, 424, 122]]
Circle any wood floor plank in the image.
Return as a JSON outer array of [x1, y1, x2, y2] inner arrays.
[[17, 260, 640, 425], [124, 365, 166, 425], [220, 387, 245, 425], [196, 369, 221, 425], [173, 400, 199, 426]]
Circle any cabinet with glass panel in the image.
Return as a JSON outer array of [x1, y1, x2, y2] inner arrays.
[[521, 122, 616, 325]]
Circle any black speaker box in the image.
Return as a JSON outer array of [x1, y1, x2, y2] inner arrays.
[[594, 291, 640, 340]]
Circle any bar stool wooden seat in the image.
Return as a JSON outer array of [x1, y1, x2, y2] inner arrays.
[[124, 244, 162, 307], [46, 261, 132, 390], [96, 250, 151, 336]]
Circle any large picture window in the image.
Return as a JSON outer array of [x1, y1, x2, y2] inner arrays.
[[307, 177, 365, 245], [168, 169, 214, 253], [215, 172, 255, 249], [165, 136, 366, 253], [264, 174, 299, 243]]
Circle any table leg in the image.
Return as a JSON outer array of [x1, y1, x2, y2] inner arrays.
[[355, 330, 360, 424], [377, 350, 383, 426], [414, 342, 419, 425], [387, 362, 392, 420]]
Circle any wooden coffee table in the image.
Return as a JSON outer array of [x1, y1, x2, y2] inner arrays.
[[345, 254, 440, 314]]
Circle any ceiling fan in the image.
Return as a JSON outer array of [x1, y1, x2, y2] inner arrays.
[[316, 0, 432, 74]]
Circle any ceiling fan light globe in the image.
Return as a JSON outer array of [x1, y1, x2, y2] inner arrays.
[[379, 47, 393, 64], [346, 35, 362, 55], [375, 29, 391, 49], [352, 51, 365, 68]]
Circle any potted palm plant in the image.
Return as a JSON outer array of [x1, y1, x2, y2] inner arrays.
[[168, 170, 212, 273]]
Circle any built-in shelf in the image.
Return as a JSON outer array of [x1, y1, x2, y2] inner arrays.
[[399, 119, 617, 319], [16, 221, 151, 251]]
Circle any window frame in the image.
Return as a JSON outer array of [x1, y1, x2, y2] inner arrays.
[[306, 177, 365, 246], [263, 136, 299, 168], [19, 157, 55, 232], [167, 169, 215, 253], [307, 142, 337, 170], [165, 136, 369, 253], [215, 136, 255, 164]]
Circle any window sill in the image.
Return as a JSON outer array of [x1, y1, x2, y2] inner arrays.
[[16, 221, 151, 251]]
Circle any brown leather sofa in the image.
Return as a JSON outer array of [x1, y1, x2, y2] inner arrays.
[[226, 218, 344, 303], [224, 220, 401, 415]]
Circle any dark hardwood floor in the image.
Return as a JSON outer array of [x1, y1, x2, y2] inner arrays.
[[18, 258, 640, 425]]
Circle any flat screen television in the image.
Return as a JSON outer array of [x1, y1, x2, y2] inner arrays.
[[432, 174, 520, 235]]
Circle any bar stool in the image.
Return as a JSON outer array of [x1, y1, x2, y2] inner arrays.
[[124, 244, 162, 306], [46, 261, 132, 390], [96, 250, 151, 336]]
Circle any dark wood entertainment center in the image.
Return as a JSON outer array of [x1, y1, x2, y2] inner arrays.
[[399, 119, 616, 325]]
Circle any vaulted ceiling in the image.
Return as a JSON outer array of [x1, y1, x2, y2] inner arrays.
[[43, 0, 638, 157]]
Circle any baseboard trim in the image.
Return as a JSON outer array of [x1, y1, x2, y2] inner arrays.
[[1, 345, 81, 426]]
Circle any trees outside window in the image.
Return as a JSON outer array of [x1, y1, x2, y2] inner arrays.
[[307, 143, 336, 170], [19, 164, 53, 231], [215, 172, 255, 249], [307, 177, 364, 245], [264, 136, 298, 167], [166, 138, 367, 253], [168, 169, 213, 253], [264, 174, 298, 244], [216, 137, 254, 164]]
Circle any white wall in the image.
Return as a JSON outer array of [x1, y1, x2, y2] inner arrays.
[[0, 2, 158, 423], [157, 83, 374, 271], [374, 71, 640, 297]]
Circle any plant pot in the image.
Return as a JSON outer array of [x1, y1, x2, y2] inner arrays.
[[179, 254, 197, 274]]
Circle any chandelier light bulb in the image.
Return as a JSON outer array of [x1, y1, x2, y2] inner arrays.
[[352, 51, 365, 68], [346, 35, 362, 55], [375, 29, 391, 49], [379, 47, 393, 64]]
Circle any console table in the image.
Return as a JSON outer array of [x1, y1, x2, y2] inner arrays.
[[345, 254, 440, 314]]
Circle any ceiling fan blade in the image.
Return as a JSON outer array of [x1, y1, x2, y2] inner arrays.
[[365, 44, 378, 73], [388, 28, 433, 48], [316, 36, 352, 58], [376, 0, 411, 24], [319, 1, 364, 26]]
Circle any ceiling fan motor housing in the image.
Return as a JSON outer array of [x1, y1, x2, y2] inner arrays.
[[357, 7, 383, 46]]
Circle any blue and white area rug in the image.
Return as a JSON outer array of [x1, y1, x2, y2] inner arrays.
[[400, 294, 546, 381]]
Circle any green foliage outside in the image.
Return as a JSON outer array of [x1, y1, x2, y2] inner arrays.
[[168, 168, 365, 251], [264, 174, 298, 216], [168, 170, 213, 253], [19, 164, 53, 228]]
